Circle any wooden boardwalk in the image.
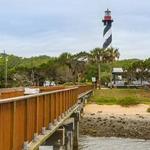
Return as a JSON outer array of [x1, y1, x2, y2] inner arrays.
[[0, 85, 93, 150]]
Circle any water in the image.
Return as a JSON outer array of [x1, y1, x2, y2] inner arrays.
[[79, 135, 150, 150]]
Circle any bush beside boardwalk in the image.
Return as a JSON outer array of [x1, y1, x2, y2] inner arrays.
[[90, 89, 150, 106], [80, 89, 150, 139]]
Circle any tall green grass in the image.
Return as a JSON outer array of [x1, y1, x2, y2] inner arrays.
[[117, 97, 140, 107], [90, 89, 150, 106], [95, 97, 117, 105]]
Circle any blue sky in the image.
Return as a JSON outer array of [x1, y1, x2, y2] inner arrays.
[[0, 0, 150, 59]]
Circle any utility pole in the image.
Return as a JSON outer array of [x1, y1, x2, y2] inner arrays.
[[98, 55, 102, 89], [4, 50, 8, 88], [31, 58, 35, 86], [98, 62, 101, 89]]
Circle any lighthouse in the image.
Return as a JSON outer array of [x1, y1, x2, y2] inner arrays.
[[102, 9, 113, 49]]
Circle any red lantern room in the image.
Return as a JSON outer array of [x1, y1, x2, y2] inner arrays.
[[102, 9, 113, 25], [104, 9, 112, 20]]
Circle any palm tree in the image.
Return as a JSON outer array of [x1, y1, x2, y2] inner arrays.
[[104, 47, 120, 87], [104, 47, 120, 63], [89, 48, 105, 63], [123, 63, 136, 85], [89, 48, 105, 88], [89, 47, 120, 88], [132, 60, 146, 86]]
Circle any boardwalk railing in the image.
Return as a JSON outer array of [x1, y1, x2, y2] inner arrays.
[[0, 85, 93, 150], [77, 85, 94, 95], [0, 88, 24, 99], [0, 86, 66, 99]]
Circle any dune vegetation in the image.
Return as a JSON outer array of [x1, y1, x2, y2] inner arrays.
[[90, 89, 150, 106]]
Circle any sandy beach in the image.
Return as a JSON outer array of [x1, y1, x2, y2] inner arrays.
[[80, 104, 150, 139], [84, 104, 150, 115]]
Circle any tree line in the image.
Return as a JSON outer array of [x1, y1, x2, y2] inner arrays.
[[0, 48, 149, 88], [123, 59, 150, 85]]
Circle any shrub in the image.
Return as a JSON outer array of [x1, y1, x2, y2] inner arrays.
[[147, 107, 150, 113], [117, 97, 140, 107], [95, 97, 117, 105]]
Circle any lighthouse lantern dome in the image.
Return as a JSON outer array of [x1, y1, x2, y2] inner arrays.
[[105, 9, 111, 16]]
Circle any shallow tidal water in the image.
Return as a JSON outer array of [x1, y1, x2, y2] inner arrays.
[[79, 135, 150, 150]]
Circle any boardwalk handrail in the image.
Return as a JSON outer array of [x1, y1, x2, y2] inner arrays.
[[0, 85, 93, 150], [0, 87, 78, 104]]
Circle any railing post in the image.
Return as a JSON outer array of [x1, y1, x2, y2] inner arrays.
[[59, 92, 62, 119], [62, 91, 65, 118], [23, 99, 30, 150], [55, 93, 59, 120], [12, 101, 16, 150], [33, 96, 39, 142], [65, 91, 67, 111], [43, 95, 47, 128], [50, 94, 55, 123]]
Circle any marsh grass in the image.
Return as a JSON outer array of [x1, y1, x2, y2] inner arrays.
[[117, 97, 140, 107], [90, 89, 150, 106], [147, 107, 150, 113]]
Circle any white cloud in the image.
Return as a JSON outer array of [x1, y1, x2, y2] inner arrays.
[[0, 0, 149, 59]]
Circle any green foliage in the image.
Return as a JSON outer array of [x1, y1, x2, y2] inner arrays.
[[85, 64, 98, 81], [0, 48, 150, 88], [117, 97, 140, 107], [90, 89, 150, 106], [147, 107, 150, 113], [112, 59, 140, 68], [94, 97, 117, 105], [101, 72, 111, 85], [19, 55, 52, 68]]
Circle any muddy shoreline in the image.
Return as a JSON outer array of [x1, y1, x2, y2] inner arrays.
[[80, 112, 150, 139]]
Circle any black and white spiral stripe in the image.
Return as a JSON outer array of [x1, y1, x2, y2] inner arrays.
[[103, 24, 112, 49]]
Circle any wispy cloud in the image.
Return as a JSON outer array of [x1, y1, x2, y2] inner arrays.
[[0, 0, 149, 59]]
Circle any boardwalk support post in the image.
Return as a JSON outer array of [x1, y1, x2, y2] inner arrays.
[[33, 133, 39, 142], [41, 127, 65, 149], [42, 127, 46, 135], [48, 123, 53, 130], [23, 141, 29, 150], [63, 122, 74, 150], [72, 112, 80, 149]]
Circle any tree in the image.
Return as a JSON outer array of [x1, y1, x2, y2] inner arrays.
[[0, 49, 123, 88], [89, 47, 120, 88], [105, 47, 120, 87], [89, 48, 105, 88], [123, 63, 136, 85], [58, 52, 87, 84], [144, 58, 150, 82], [104, 47, 120, 63]]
